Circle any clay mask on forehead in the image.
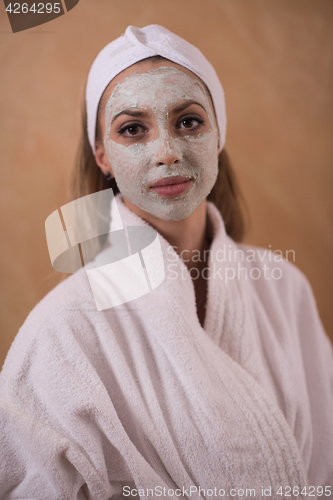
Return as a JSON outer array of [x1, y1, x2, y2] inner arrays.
[[103, 66, 219, 221]]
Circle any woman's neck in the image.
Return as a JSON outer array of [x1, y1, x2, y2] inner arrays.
[[122, 197, 210, 269], [123, 196, 211, 328]]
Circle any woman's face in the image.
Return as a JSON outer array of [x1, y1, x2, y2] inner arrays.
[[96, 60, 219, 221]]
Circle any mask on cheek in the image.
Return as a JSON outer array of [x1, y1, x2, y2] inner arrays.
[[103, 67, 219, 221]]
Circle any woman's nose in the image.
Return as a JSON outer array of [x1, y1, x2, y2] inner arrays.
[[154, 134, 182, 167]]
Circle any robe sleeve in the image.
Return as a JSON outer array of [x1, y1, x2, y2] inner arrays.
[[0, 294, 133, 500], [295, 274, 333, 490]]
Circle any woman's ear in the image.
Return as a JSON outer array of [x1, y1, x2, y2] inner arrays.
[[95, 141, 114, 178]]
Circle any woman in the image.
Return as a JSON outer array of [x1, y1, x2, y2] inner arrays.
[[0, 25, 332, 499]]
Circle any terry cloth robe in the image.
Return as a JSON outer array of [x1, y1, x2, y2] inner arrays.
[[0, 195, 332, 500]]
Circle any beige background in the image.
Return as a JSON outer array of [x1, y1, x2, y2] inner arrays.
[[1, 0, 332, 368]]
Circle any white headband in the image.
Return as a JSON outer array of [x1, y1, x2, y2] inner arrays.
[[86, 24, 227, 154]]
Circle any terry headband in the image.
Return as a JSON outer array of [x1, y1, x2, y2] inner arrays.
[[86, 24, 227, 154]]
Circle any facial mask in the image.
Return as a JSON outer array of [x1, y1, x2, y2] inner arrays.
[[103, 67, 219, 221]]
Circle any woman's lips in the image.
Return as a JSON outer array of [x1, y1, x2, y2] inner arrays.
[[149, 176, 193, 197]]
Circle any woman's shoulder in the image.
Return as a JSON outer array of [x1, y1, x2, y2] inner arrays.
[[25, 269, 96, 326], [1, 270, 100, 375], [208, 202, 309, 298], [235, 242, 318, 326], [237, 241, 309, 290], [237, 241, 333, 370]]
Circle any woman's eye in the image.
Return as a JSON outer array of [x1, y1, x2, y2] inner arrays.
[[179, 117, 204, 130], [118, 124, 145, 137], [127, 125, 140, 135]]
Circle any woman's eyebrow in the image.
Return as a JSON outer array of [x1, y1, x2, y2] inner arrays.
[[171, 100, 207, 114], [110, 101, 206, 125], [111, 108, 150, 125]]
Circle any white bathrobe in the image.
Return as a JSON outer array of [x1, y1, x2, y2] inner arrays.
[[0, 196, 332, 500]]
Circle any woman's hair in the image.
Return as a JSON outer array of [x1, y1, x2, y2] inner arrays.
[[71, 58, 246, 242]]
